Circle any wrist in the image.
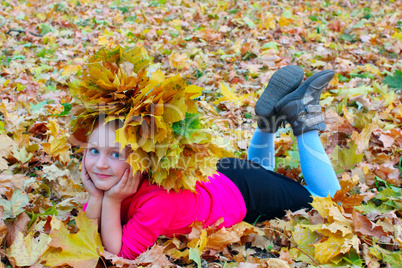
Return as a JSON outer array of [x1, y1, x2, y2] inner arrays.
[[102, 195, 123, 205], [88, 194, 103, 202]]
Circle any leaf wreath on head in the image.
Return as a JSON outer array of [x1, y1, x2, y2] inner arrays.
[[70, 45, 230, 191]]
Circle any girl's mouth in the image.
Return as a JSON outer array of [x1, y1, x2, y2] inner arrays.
[[95, 173, 112, 179]]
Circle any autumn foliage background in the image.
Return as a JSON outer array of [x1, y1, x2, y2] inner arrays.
[[0, 0, 402, 267]]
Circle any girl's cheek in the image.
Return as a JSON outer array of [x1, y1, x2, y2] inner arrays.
[[84, 158, 94, 172]]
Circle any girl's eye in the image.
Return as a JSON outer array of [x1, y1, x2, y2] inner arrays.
[[111, 152, 120, 159], [90, 148, 99, 155]]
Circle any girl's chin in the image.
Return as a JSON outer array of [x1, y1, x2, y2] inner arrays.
[[94, 182, 114, 191]]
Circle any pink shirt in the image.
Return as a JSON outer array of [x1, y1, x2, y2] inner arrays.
[[86, 171, 246, 259]]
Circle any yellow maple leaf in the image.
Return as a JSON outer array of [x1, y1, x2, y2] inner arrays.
[[213, 83, 252, 105], [310, 195, 332, 218], [7, 231, 51, 266], [314, 234, 345, 263], [169, 52, 190, 70], [278, 16, 293, 27], [43, 212, 104, 268], [391, 31, 402, 42], [329, 73, 339, 86], [264, 15, 276, 30], [364, 64, 381, 75], [184, 85, 203, 100], [291, 224, 319, 262], [62, 65, 82, 76], [43, 119, 71, 164], [98, 35, 114, 46], [188, 229, 208, 252], [351, 115, 379, 153]]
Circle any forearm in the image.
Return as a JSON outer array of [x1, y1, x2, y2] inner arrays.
[[85, 196, 102, 221], [101, 197, 123, 255]]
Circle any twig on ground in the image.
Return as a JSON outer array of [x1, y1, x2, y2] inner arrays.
[[6, 29, 43, 37]]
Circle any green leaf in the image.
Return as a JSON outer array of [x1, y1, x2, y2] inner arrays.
[[369, 245, 402, 268], [172, 113, 202, 140], [39, 23, 55, 35], [350, 72, 374, 79], [243, 17, 256, 29], [331, 143, 364, 174], [375, 187, 402, 201], [42, 204, 58, 216], [189, 247, 201, 268], [340, 33, 356, 42], [282, 10, 292, 18], [16, 83, 26, 91], [383, 70, 402, 89], [262, 42, 279, 51], [338, 74, 350, 82], [331, 84, 374, 98], [355, 202, 395, 214], [341, 250, 365, 267], [51, 103, 72, 117], [0, 189, 30, 220], [0, 121, 5, 134], [30, 100, 50, 113], [244, 112, 252, 119]]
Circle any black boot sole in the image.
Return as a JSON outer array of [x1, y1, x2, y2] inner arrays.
[[275, 69, 334, 113], [255, 65, 304, 118]]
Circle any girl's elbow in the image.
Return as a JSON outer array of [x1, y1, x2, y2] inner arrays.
[[104, 244, 122, 256]]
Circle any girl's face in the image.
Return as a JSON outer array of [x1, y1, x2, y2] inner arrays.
[[84, 122, 131, 191]]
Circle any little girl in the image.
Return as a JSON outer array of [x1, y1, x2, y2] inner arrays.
[[76, 51, 341, 259]]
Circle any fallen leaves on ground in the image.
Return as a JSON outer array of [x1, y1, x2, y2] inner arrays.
[[0, 0, 401, 267]]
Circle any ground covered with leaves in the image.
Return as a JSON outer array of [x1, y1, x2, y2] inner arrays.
[[0, 0, 402, 267]]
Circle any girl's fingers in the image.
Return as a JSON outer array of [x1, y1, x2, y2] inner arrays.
[[126, 168, 135, 186], [118, 169, 130, 187]]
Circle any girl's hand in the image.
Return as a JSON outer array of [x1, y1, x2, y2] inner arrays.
[[81, 149, 104, 199], [104, 168, 141, 202]]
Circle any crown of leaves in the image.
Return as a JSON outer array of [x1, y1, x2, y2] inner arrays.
[[70, 45, 228, 191]]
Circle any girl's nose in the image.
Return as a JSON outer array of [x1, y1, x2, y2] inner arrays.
[[95, 155, 109, 169]]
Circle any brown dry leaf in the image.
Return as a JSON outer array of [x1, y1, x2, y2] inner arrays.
[[333, 174, 365, 213], [5, 212, 31, 248], [279, 248, 294, 265], [206, 222, 256, 251], [352, 210, 388, 238], [135, 245, 173, 267], [0, 207, 7, 248], [267, 258, 291, 268], [100, 250, 133, 267], [0, 174, 27, 198], [351, 116, 379, 154], [0, 134, 17, 170]]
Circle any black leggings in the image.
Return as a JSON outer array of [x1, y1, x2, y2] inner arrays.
[[217, 158, 313, 223]]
